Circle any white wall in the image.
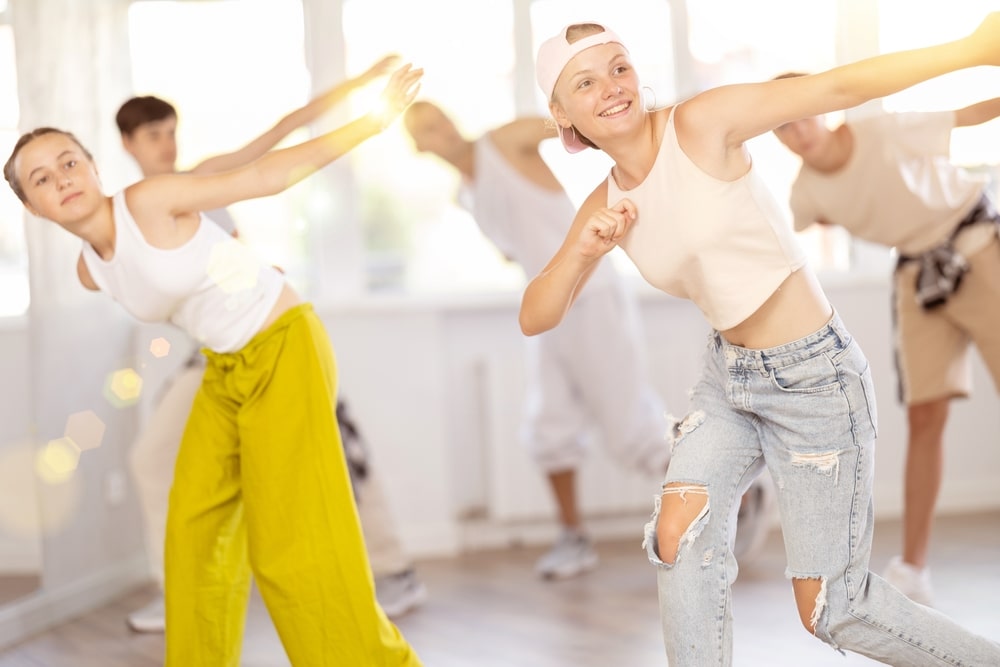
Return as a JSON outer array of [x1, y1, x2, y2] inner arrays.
[[311, 276, 1000, 558], [3, 273, 1000, 651]]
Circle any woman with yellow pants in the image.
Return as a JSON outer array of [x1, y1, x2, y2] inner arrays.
[[4, 64, 423, 666]]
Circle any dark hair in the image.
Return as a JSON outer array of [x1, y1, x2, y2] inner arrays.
[[3, 127, 95, 203], [115, 95, 177, 136]]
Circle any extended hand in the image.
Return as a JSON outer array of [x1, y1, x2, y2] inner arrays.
[[968, 12, 1000, 66], [362, 54, 403, 83], [373, 63, 424, 130]]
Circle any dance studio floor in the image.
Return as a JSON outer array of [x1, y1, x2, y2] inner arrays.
[[1, 511, 997, 666]]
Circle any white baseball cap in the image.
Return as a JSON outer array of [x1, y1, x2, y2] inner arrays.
[[535, 23, 627, 152]]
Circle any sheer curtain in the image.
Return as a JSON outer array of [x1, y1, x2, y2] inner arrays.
[[9, 0, 145, 594]]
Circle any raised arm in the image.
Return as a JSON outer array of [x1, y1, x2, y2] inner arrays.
[[190, 54, 401, 175], [685, 12, 1000, 152], [954, 96, 1000, 127], [519, 182, 635, 335], [489, 117, 558, 154], [131, 64, 422, 217]]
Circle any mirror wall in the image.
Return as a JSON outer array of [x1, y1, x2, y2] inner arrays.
[[0, 325, 41, 606]]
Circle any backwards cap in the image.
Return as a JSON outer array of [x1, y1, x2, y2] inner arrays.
[[535, 23, 627, 153]]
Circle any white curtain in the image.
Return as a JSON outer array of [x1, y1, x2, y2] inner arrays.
[[10, 0, 144, 590]]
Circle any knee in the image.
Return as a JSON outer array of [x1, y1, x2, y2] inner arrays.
[[907, 399, 949, 433], [653, 483, 710, 565]]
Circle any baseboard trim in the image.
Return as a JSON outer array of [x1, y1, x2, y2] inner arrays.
[[0, 555, 149, 650]]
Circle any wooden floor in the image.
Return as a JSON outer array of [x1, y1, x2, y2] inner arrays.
[[0, 577, 40, 609], [0, 511, 997, 666]]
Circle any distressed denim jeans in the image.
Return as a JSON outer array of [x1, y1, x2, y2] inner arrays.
[[643, 313, 1000, 666]]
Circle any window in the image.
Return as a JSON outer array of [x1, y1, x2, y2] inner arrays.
[[684, 0, 850, 272], [341, 0, 525, 293], [126, 0, 313, 292], [0, 3, 29, 317], [879, 1, 1000, 200]]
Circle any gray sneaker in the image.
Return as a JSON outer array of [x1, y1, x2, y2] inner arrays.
[[126, 594, 165, 633], [535, 529, 599, 580], [883, 556, 934, 606], [375, 568, 428, 619]]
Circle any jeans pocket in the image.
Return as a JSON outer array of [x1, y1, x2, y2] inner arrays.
[[769, 355, 840, 394]]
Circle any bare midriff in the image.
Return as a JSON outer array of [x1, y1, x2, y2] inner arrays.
[[258, 282, 304, 333], [720, 268, 833, 349]]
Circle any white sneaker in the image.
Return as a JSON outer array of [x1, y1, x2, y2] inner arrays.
[[535, 529, 599, 580], [126, 594, 165, 633], [375, 568, 428, 619], [883, 556, 934, 606], [733, 479, 775, 565]]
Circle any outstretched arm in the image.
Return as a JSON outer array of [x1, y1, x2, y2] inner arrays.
[[684, 12, 1000, 153], [130, 64, 422, 217], [190, 54, 401, 175], [489, 117, 558, 154], [954, 96, 1000, 127], [519, 183, 635, 335]]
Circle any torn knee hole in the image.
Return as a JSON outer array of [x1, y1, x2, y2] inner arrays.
[[794, 576, 828, 634], [656, 483, 709, 563], [665, 410, 705, 446]]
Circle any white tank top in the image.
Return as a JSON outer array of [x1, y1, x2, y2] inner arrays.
[[608, 107, 806, 331], [81, 191, 285, 352], [459, 134, 615, 290]]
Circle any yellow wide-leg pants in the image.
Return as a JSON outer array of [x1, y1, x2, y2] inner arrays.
[[164, 304, 420, 667]]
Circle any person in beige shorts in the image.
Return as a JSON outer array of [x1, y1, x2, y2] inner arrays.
[[773, 87, 1000, 605]]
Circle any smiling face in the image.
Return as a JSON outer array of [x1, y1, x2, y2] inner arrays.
[[10, 131, 103, 227], [548, 42, 641, 149]]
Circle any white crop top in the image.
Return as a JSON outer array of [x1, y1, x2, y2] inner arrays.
[[608, 107, 807, 331], [81, 191, 285, 353]]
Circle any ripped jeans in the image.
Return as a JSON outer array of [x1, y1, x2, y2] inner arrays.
[[643, 313, 1000, 666]]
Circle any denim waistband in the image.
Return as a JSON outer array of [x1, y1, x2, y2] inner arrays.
[[712, 311, 851, 372]]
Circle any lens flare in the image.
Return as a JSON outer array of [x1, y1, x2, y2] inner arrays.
[[149, 337, 171, 358], [36, 437, 80, 484], [104, 368, 143, 408]]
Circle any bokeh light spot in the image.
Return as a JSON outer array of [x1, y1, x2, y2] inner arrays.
[[36, 437, 80, 484], [104, 368, 143, 408], [64, 410, 106, 452], [206, 239, 260, 294], [149, 337, 171, 358]]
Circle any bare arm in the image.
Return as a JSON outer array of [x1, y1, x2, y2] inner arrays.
[[489, 117, 558, 154], [129, 64, 422, 218], [519, 182, 636, 335], [954, 96, 1000, 127], [190, 54, 400, 175], [684, 12, 1000, 154]]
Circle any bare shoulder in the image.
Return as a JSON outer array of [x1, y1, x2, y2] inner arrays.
[[578, 179, 610, 216], [123, 177, 199, 248]]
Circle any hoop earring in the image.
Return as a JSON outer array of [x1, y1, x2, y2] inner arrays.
[[642, 86, 657, 112]]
